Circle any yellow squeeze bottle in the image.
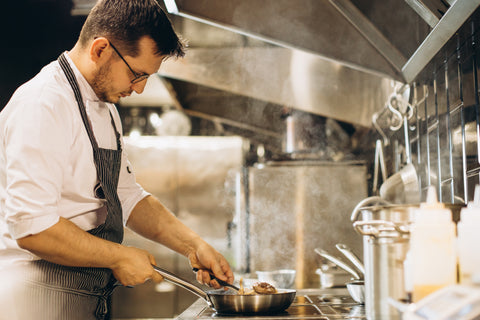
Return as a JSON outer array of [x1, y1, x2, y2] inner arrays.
[[458, 185, 480, 285], [410, 186, 456, 302]]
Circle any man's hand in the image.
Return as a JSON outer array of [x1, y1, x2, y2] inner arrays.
[[110, 246, 164, 286], [188, 242, 234, 289]]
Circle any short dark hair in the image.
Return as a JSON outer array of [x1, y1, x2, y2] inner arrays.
[[79, 0, 185, 59]]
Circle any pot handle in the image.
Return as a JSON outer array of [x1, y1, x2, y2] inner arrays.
[[353, 220, 409, 238], [152, 265, 212, 306]]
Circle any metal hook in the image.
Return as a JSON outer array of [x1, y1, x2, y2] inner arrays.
[[387, 94, 404, 131]]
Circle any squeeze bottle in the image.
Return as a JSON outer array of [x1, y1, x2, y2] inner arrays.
[[458, 185, 480, 285], [409, 186, 456, 302]]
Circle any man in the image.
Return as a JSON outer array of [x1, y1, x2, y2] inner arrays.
[[0, 0, 234, 319]]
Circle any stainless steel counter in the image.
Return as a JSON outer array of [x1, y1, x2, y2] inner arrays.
[[175, 288, 366, 319]]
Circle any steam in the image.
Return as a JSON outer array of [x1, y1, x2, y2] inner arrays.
[[247, 163, 366, 287]]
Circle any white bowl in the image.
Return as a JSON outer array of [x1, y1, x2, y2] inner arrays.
[[346, 280, 365, 304], [256, 269, 296, 289]]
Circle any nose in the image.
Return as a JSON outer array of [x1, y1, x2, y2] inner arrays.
[[131, 79, 148, 94]]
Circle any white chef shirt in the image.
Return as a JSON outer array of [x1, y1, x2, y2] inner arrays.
[[0, 53, 150, 265]]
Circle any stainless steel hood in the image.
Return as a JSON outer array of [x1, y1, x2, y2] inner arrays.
[[157, 0, 479, 128], [159, 46, 395, 128], [163, 0, 479, 83], [72, 0, 480, 130]]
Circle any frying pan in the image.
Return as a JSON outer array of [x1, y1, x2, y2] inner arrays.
[[152, 265, 296, 314]]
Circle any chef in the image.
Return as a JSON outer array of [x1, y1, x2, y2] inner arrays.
[[0, 0, 234, 319]]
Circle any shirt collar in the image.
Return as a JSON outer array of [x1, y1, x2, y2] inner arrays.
[[63, 51, 101, 103]]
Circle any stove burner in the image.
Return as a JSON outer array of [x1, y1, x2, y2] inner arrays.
[[314, 294, 357, 304], [294, 296, 312, 304], [202, 305, 321, 319], [317, 304, 365, 317], [195, 294, 366, 319]]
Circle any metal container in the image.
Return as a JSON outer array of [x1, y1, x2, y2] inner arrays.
[[315, 267, 352, 288], [353, 203, 464, 320], [353, 204, 414, 320]]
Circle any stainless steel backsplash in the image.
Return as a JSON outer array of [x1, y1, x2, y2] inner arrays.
[[383, 10, 480, 204]]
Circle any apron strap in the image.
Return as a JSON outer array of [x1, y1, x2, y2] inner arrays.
[[58, 53, 100, 150]]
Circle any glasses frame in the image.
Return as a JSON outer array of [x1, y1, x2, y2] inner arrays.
[[109, 42, 149, 84]]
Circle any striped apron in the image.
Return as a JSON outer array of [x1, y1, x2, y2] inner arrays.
[[14, 53, 125, 320]]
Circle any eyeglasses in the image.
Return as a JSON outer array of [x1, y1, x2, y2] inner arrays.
[[109, 42, 150, 84]]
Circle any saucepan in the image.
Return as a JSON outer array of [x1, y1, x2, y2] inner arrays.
[[314, 248, 365, 304], [152, 265, 296, 314], [335, 244, 366, 304]]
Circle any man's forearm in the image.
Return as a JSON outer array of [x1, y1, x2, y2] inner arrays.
[[126, 195, 204, 257], [16, 217, 123, 268], [126, 195, 234, 287], [16, 216, 163, 285]]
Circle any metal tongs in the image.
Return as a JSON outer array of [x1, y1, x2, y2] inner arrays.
[[192, 267, 240, 291]]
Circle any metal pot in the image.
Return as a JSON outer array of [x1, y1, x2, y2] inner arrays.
[[352, 203, 464, 320], [153, 266, 296, 314], [353, 204, 413, 320]]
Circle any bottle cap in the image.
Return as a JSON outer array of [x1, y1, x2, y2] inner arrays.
[[460, 185, 480, 223], [420, 186, 445, 209]]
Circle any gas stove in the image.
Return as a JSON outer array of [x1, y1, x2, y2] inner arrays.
[[175, 289, 366, 319]]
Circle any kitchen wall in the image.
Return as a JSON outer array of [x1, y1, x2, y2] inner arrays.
[[245, 162, 367, 288], [378, 9, 480, 204]]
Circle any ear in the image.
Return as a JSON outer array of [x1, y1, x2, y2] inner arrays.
[[89, 37, 111, 63]]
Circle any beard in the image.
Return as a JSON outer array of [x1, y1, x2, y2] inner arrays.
[[91, 60, 128, 103]]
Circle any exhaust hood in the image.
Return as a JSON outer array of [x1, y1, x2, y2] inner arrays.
[[157, 0, 479, 128], [71, 0, 480, 129], [162, 0, 479, 83]]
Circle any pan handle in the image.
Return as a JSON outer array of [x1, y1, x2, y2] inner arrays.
[[152, 265, 212, 306], [192, 268, 240, 291], [335, 243, 365, 276], [314, 248, 361, 280]]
